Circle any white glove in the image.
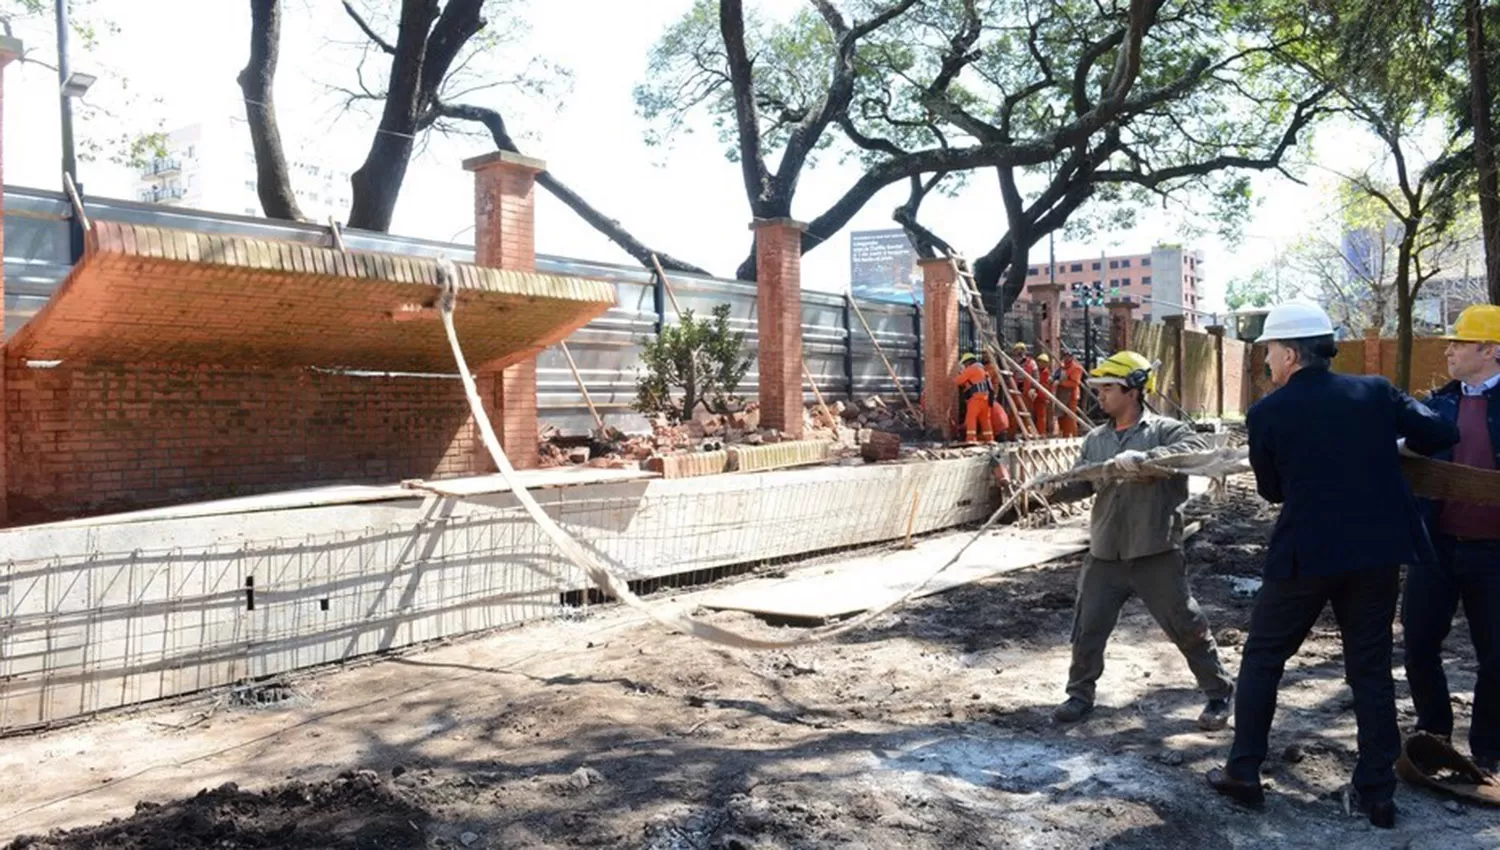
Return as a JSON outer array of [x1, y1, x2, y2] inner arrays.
[[1107, 450, 1149, 475]]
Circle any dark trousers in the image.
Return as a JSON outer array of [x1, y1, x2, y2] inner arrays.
[[1066, 549, 1234, 704], [1227, 566, 1401, 803], [1403, 536, 1500, 763]]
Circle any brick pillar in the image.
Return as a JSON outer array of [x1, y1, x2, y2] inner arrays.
[[752, 218, 806, 439], [1030, 283, 1064, 361], [1107, 299, 1136, 352], [1363, 327, 1382, 375], [1164, 315, 1186, 411], [463, 151, 546, 470], [1205, 324, 1226, 418], [0, 37, 20, 523], [918, 258, 959, 439]]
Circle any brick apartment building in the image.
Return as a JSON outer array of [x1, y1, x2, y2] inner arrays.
[[1015, 244, 1207, 330]]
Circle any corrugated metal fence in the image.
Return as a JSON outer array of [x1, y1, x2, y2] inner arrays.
[[2, 187, 923, 434]]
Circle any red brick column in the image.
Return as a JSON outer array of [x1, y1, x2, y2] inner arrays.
[[0, 38, 20, 523], [463, 151, 545, 470], [918, 258, 959, 439], [1031, 283, 1064, 361], [1107, 299, 1137, 352], [1363, 327, 1382, 376], [752, 218, 806, 439]]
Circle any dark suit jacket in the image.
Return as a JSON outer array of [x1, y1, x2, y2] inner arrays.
[[1247, 367, 1459, 579]]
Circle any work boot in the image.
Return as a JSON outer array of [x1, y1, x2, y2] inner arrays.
[[1206, 767, 1265, 809], [1365, 799, 1397, 829], [1198, 696, 1232, 732], [1051, 697, 1092, 724]]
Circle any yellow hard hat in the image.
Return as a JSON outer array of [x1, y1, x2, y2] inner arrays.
[[1037, 353, 1051, 364], [1089, 350, 1156, 394], [960, 351, 979, 365], [1012, 342, 1029, 352], [1445, 304, 1500, 344]]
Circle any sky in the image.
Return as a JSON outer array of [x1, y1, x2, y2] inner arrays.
[[0, 0, 1362, 312]]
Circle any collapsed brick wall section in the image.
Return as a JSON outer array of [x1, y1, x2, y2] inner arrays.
[[3, 359, 483, 523]]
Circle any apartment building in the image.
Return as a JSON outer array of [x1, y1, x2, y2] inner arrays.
[[1015, 244, 1207, 329], [136, 118, 353, 223]]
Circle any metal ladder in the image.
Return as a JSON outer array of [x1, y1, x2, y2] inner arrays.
[[948, 256, 1040, 439]]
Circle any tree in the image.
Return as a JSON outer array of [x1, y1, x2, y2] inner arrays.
[[634, 304, 753, 422], [1460, 0, 1500, 303], [640, 0, 1327, 292], [239, 1, 706, 273], [239, 0, 302, 221], [0, 0, 167, 170], [1275, 0, 1472, 389]]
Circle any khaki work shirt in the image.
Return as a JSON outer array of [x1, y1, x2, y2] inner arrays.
[[1072, 412, 1209, 560]]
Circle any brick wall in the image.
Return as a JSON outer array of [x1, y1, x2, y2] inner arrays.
[[4, 359, 482, 524], [1130, 321, 1249, 416], [920, 258, 959, 438], [1333, 335, 1452, 395]]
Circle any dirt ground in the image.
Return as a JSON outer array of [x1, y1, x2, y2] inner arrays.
[[2, 481, 1496, 849]]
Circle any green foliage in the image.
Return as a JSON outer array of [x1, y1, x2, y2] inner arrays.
[[634, 304, 753, 422], [1225, 269, 1278, 311]]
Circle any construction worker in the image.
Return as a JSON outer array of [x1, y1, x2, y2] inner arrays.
[[1404, 303, 1500, 777], [955, 352, 995, 443], [1048, 350, 1235, 731], [1013, 342, 1039, 437], [981, 352, 1010, 440], [1034, 352, 1056, 437], [1207, 302, 1458, 828], [1058, 351, 1086, 438]]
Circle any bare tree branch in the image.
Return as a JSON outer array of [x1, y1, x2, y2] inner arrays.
[[341, 0, 395, 54]]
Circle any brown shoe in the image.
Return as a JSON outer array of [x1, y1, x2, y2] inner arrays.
[[1206, 767, 1265, 809]]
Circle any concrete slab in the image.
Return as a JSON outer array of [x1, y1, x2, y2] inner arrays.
[[17, 466, 658, 531], [697, 520, 1091, 620]]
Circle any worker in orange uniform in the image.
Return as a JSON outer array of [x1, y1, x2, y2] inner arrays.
[[1010, 342, 1038, 437], [955, 352, 995, 443], [982, 351, 1010, 439], [1034, 352, 1056, 437], [1058, 351, 1087, 437]]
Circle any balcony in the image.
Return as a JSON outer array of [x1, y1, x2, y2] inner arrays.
[[138, 185, 187, 204], [141, 156, 182, 177]]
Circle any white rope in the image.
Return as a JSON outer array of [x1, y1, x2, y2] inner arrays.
[[435, 260, 1059, 649]]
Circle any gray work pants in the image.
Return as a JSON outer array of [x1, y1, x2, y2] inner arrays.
[[1065, 549, 1234, 705]]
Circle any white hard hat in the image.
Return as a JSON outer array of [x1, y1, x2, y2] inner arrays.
[[1256, 301, 1334, 343]]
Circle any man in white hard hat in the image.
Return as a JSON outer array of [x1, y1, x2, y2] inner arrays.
[[1206, 302, 1458, 828]]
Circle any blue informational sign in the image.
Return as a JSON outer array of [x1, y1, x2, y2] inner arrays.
[[849, 229, 922, 304]]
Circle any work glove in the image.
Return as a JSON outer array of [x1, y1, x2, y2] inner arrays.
[[1106, 450, 1149, 477]]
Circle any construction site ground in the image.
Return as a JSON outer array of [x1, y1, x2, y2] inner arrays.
[[2, 483, 1496, 850]]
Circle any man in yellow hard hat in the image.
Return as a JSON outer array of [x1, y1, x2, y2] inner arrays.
[[1049, 350, 1234, 731], [1405, 303, 1500, 777]]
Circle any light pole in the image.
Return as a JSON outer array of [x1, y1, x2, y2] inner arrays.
[[55, 0, 94, 262]]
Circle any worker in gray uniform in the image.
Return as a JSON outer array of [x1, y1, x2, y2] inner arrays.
[[1050, 350, 1235, 730]]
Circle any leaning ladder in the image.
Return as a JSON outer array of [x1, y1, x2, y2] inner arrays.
[[949, 255, 1039, 439]]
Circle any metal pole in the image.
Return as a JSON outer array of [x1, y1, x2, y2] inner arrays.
[[842, 293, 856, 399], [56, 0, 83, 263]]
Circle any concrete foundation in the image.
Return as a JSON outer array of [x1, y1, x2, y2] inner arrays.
[[0, 447, 1081, 733]]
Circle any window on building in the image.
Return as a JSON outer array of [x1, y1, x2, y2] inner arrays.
[[1091, 261, 1101, 270], [243, 207, 256, 216], [244, 180, 256, 190], [1142, 257, 1151, 267], [1070, 263, 1083, 272], [1109, 259, 1119, 269], [1142, 276, 1152, 285], [1121, 258, 1131, 267], [1027, 266, 1038, 275]]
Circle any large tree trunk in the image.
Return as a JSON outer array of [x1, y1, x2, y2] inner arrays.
[[1466, 0, 1500, 305], [238, 0, 303, 221], [1394, 237, 1416, 391]]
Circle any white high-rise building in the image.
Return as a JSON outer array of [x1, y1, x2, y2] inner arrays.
[[136, 118, 354, 223]]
